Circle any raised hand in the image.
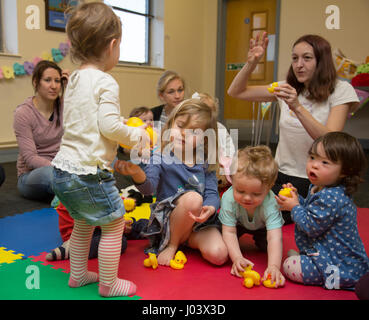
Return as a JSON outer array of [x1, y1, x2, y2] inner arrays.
[[247, 31, 269, 65]]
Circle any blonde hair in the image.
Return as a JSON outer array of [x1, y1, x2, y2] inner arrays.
[[232, 145, 278, 188], [161, 98, 218, 171], [66, 2, 122, 64], [193, 92, 220, 117], [157, 70, 185, 98]]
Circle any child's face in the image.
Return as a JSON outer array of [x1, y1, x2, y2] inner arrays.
[[139, 111, 154, 127], [232, 173, 269, 212], [306, 142, 343, 188], [105, 37, 121, 71], [171, 114, 206, 155]]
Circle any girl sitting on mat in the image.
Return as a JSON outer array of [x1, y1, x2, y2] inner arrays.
[[115, 98, 229, 266], [219, 146, 285, 287], [277, 132, 369, 289], [51, 2, 148, 297]]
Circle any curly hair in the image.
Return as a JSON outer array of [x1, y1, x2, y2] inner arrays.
[[232, 145, 278, 188], [309, 132, 367, 196]]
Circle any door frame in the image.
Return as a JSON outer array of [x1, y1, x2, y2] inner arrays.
[[215, 0, 281, 143]]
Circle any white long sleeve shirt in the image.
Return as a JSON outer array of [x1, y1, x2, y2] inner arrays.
[[52, 68, 142, 175]]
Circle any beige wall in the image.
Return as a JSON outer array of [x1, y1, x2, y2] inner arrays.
[[277, 0, 369, 140], [0, 0, 218, 149], [278, 0, 369, 79], [1, 0, 369, 149]]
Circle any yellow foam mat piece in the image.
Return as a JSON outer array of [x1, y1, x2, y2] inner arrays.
[[0, 247, 24, 265], [124, 202, 152, 221]]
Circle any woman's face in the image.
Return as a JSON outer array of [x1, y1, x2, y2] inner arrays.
[[291, 41, 317, 86], [160, 78, 185, 110], [34, 67, 62, 101]]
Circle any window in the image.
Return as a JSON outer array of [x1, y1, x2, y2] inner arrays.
[[104, 0, 152, 65], [0, 0, 18, 55]]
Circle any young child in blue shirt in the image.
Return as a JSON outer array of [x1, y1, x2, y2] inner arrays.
[[277, 132, 369, 289], [115, 98, 228, 266], [219, 145, 285, 287]]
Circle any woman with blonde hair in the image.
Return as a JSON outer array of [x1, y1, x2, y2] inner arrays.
[[152, 70, 186, 130]]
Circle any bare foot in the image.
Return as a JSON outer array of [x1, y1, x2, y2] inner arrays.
[[157, 245, 177, 266], [287, 249, 299, 257]]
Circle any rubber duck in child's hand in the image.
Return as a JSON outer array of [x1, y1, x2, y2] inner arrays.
[[120, 117, 157, 149], [170, 251, 187, 270], [143, 253, 158, 270], [241, 265, 261, 288], [278, 187, 293, 198], [262, 274, 284, 288]]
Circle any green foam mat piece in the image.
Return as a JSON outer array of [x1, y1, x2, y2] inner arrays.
[[0, 258, 141, 300]]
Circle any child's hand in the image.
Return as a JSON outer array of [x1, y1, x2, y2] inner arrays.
[[188, 206, 215, 223], [275, 183, 299, 211], [262, 265, 285, 288], [231, 256, 254, 278], [114, 160, 141, 176]]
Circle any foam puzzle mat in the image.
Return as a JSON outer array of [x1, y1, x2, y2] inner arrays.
[[1, 206, 368, 300], [0, 206, 147, 300]]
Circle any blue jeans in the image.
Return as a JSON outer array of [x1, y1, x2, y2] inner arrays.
[[52, 167, 125, 226], [17, 166, 54, 201]]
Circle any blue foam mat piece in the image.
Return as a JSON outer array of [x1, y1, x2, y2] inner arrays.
[[0, 208, 62, 257]]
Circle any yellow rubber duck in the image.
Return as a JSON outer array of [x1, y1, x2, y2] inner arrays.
[[262, 274, 284, 288], [123, 198, 136, 212], [267, 82, 279, 93], [143, 253, 158, 270], [278, 187, 293, 198], [241, 265, 261, 288], [120, 117, 157, 149], [169, 251, 187, 270]]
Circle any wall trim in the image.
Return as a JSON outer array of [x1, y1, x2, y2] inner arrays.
[[0, 147, 18, 163]]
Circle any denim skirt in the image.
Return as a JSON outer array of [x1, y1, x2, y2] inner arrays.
[[52, 167, 125, 226]]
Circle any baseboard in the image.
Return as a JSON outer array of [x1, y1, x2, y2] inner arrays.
[[0, 148, 18, 163]]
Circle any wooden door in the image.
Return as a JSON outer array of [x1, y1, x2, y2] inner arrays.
[[224, 0, 277, 120]]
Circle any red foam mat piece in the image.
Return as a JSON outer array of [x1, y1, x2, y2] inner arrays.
[[30, 208, 369, 300]]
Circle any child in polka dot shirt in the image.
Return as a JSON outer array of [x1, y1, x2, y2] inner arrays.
[[276, 132, 369, 290]]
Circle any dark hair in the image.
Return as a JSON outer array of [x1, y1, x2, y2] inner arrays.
[[129, 106, 152, 118], [286, 34, 337, 103], [32, 60, 64, 126], [309, 132, 367, 196]]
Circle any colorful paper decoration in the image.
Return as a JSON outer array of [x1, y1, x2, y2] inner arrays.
[[13, 63, 26, 76], [0, 41, 70, 81], [23, 61, 34, 75], [2, 66, 15, 79], [41, 51, 53, 62], [51, 48, 64, 63]]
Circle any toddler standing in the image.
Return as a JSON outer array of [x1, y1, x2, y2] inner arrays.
[[52, 3, 147, 297]]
